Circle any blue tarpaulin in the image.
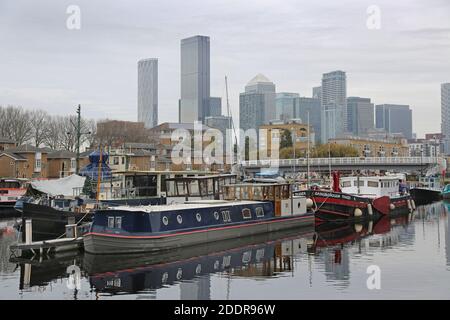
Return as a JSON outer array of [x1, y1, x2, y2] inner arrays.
[[79, 150, 112, 180]]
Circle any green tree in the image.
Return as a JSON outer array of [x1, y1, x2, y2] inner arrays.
[[312, 143, 359, 157], [82, 176, 93, 196], [280, 129, 293, 149]]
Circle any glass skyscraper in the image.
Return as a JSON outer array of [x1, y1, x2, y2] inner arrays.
[[294, 97, 321, 144], [180, 35, 210, 123], [137, 58, 158, 128], [276, 92, 299, 120], [347, 97, 374, 136], [375, 104, 412, 139], [441, 83, 450, 154], [321, 70, 347, 143], [239, 74, 276, 131]]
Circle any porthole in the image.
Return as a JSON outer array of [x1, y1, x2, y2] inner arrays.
[[162, 216, 169, 226], [195, 264, 202, 274], [214, 260, 220, 270], [177, 215, 183, 224], [214, 211, 219, 220], [162, 272, 168, 284], [242, 208, 252, 219], [176, 268, 183, 280], [196, 213, 202, 222], [255, 207, 264, 218]]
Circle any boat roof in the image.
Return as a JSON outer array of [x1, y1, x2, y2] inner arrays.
[[165, 174, 237, 180], [104, 200, 265, 213], [113, 170, 224, 175], [341, 176, 402, 181]]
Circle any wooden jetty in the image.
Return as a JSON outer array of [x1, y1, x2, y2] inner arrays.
[[9, 219, 85, 256]]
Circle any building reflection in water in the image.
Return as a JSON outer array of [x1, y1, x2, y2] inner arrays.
[[444, 201, 450, 266], [8, 202, 449, 299]]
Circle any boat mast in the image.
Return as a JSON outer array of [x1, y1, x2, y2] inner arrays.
[[307, 111, 310, 188], [225, 76, 240, 172], [328, 143, 332, 184], [96, 146, 103, 202]]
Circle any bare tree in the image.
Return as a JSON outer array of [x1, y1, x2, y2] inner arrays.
[[0, 105, 33, 145], [30, 109, 48, 147], [43, 115, 62, 150]]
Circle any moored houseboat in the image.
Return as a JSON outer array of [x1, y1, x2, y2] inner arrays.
[[409, 175, 442, 205], [296, 172, 414, 223], [83, 182, 315, 254], [0, 178, 27, 216]]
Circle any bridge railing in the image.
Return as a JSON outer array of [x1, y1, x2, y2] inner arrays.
[[242, 157, 443, 167]]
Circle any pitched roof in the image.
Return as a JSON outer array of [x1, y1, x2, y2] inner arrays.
[[131, 149, 155, 156], [122, 142, 157, 150], [247, 73, 272, 86], [0, 151, 27, 161], [7, 144, 48, 153], [47, 150, 76, 159]]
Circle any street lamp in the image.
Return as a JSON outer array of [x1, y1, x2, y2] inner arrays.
[[68, 105, 92, 174]]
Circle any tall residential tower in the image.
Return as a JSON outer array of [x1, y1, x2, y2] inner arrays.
[[137, 58, 158, 128], [320, 70, 347, 143], [441, 83, 450, 154]]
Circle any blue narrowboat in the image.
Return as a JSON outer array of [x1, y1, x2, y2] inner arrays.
[[83, 183, 315, 254]]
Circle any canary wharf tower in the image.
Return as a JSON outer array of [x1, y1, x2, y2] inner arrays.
[[138, 58, 158, 128]]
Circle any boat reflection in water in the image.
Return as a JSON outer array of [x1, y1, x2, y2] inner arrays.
[[84, 227, 316, 296], [12, 205, 435, 298]]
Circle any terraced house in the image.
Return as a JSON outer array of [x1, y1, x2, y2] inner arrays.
[[0, 144, 49, 179]]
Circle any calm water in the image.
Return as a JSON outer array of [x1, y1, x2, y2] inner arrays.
[[1, 202, 449, 300]]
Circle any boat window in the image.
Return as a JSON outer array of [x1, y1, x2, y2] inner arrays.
[[242, 208, 252, 219], [255, 207, 264, 217], [353, 180, 364, 187], [253, 187, 262, 200], [242, 187, 249, 199], [177, 215, 183, 224], [115, 217, 122, 229], [342, 181, 351, 187], [108, 217, 115, 228], [214, 211, 219, 220], [196, 212, 202, 222], [368, 181, 379, 188], [162, 216, 169, 226]]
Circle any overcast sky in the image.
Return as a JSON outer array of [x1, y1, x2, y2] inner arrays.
[[1, 0, 449, 137]]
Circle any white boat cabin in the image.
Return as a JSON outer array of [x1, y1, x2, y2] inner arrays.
[[223, 183, 308, 217], [340, 176, 401, 198]]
